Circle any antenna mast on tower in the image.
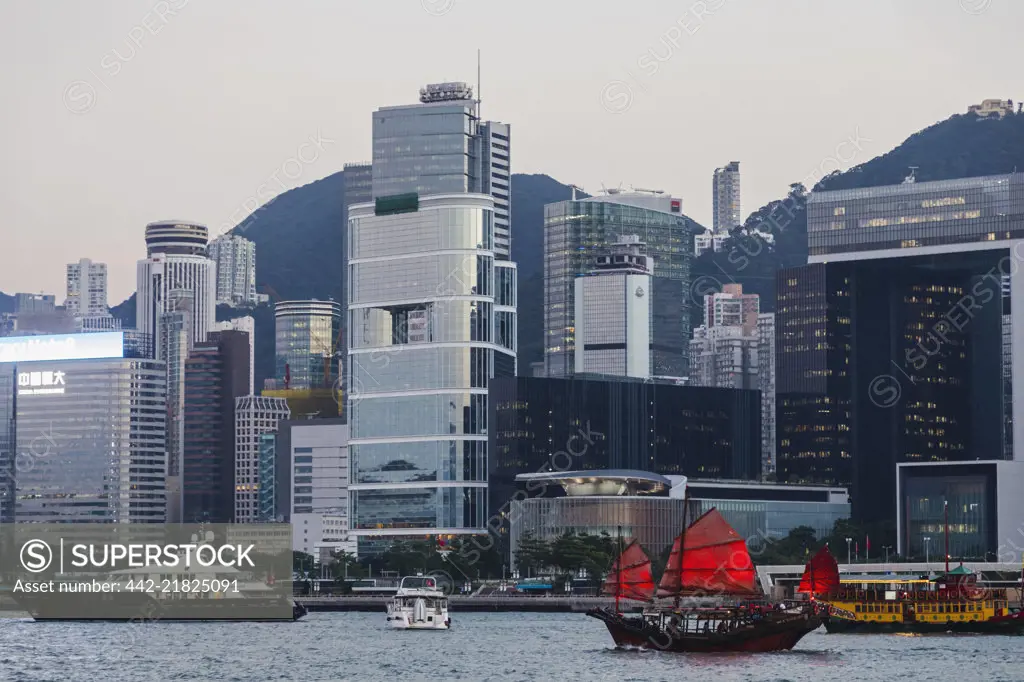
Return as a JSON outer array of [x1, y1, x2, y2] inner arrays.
[[477, 49, 482, 119]]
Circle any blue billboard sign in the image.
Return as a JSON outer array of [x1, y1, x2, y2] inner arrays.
[[0, 332, 125, 364]]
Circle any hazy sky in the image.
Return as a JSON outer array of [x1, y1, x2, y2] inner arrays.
[[1, 0, 1020, 302]]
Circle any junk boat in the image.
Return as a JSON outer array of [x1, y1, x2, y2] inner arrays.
[[801, 545, 1024, 634], [587, 508, 823, 653], [386, 575, 451, 630]]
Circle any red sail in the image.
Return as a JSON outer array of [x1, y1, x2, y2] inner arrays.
[[657, 509, 758, 597], [601, 539, 655, 602], [798, 546, 840, 597]]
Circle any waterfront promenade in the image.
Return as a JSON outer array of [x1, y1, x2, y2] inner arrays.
[[296, 595, 617, 613]]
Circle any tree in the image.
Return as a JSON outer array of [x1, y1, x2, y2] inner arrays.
[[292, 551, 315, 576]]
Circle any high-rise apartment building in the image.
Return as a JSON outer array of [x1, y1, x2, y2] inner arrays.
[[544, 190, 692, 378], [689, 325, 759, 390], [713, 161, 741, 234], [275, 300, 342, 391], [234, 396, 290, 523], [0, 331, 166, 523], [65, 259, 108, 315], [778, 172, 1024, 525], [208, 234, 257, 307], [704, 283, 760, 335], [183, 330, 251, 523], [347, 82, 517, 550], [136, 221, 217, 348]]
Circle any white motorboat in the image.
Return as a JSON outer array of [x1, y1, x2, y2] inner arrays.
[[386, 575, 450, 630]]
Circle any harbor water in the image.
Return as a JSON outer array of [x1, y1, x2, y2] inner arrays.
[[1, 611, 1023, 681]]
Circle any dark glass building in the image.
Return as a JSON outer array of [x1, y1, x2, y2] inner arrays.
[[182, 330, 250, 523], [778, 172, 1024, 525], [488, 375, 761, 521]]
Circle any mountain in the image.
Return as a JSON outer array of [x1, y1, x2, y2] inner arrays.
[[106, 108, 1024, 380]]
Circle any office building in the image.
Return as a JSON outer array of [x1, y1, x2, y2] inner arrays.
[[136, 220, 217, 348], [346, 83, 518, 550], [896, 460, 1024, 562], [574, 236, 657, 378], [273, 419, 353, 556], [160, 290, 193, 522], [778, 172, 1024, 523], [213, 316, 255, 394], [14, 293, 55, 314], [713, 161, 741, 234], [489, 374, 761, 523], [544, 190, 693, 378], [275, 300, 342, 391], [234, 396, 290, 523], [758, 313, 776, 475], [258, 432, 279, 522], [65, 259, 108, 315], [183, 330, 251, 523], [208, 234, 257, 306], [509, 471, 688, 569], [0, 331, 166, 523], [74, 314, 120, 333]]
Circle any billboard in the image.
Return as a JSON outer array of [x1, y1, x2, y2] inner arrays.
[[0, 332, 124, 364]]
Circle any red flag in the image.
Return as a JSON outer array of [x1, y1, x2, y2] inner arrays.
[[866, 535, 870, 552]]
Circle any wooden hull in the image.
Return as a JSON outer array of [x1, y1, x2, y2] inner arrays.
[[587, 608, 821, 653], [824, 612, 1024, 635]]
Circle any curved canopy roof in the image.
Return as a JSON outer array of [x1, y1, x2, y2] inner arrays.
[[514, 470, 676, 496]]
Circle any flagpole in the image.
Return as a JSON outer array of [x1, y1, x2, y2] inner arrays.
[[944, 499, 950, 576], [616, 526, 623, 614]]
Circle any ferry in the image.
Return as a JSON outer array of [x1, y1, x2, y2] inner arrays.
[[799, 546, 1024, 634], [386, 575, 451, 630]]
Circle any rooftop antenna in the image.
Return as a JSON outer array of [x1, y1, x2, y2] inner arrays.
[[569, 184, 584, 201], [477, 48, 481, 119], [903, 166, 918, 184]]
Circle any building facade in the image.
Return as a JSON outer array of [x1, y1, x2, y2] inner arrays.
[[544, 191, 693, 378], [713, 161, 741, 234], [758, 313, 776, 476], [159, 290, 193, 522], [489, 375, 761, 523], [0, 331, 166, 523], [574, 237, 653, 378], [15, 293, 55, 314], [234, 396, 290, 523], [183, 330, 251, 523], [136, 220, 217, 348], [275, 300, 342, 391], [778, 172, 1024, 523], [212, 316, 255, 395], [208, 234, 257, 306], [689, 324, 759, 390], [704, 283, 759, 335], [65, 258, 108, 315]]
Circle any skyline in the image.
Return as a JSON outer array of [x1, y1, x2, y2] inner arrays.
[[2, 0, 1021, 301]]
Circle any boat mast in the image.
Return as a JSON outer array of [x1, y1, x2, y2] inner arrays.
[[674, 488, 689, 609], [944, 499, 950, 576], [616, 526, 622, 614]]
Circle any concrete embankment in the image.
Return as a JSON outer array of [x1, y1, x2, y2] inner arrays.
[[296, 595, 617, 613]]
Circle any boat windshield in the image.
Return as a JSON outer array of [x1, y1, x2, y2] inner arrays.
[[400, 576, 438, 590]]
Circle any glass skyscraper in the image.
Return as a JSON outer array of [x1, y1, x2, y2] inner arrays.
[[543, 192, 694, 378], [347, 83, 516, 550], [0, 332, 166, 523], [274, 300, 342, 391]]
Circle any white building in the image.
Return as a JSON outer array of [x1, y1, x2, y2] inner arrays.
[[713, 161, 741, 234], [758, 313, 776, 476], [694, 231, 728, 257], [209, 234, 257, 306], [574, 236, 652, 378], [213, 316, 255, 394], [234, 395, 290, 523], [65, 258, 108, 315], [137, 221, 217, 348], [704, 283, 759, 335]]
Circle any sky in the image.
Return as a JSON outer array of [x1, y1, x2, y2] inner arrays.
[[1, 0, 1021, 302]]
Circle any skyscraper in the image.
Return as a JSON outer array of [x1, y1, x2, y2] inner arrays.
[[208, 234, 257, 306], [757, 312, 776, 476], [234, 396, 290, 523], [183, 330, 251, 523], [160, 289, 193, 522], [213, 316, 255, 394], [65, 258, 108, 315], [543, 190, 693, 378], [275, 300, 342, 391], [347, 82, 517, 551], [713, 161, 741, 234], [704, 283, 759, 335], [136, 221, 217, 348]]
